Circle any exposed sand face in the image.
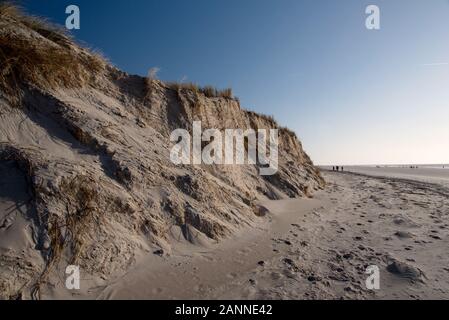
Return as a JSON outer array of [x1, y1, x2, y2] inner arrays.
[[42, 170, 449, 300], [0, 161, 44, 299], [0, 20, 324, 299]]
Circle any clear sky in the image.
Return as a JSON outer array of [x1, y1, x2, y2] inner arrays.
[[20, 0, 449, 165]]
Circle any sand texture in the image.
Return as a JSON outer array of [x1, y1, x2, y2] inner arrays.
[[61, 170, 447, 300]]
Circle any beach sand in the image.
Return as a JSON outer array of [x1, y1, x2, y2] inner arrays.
[[37, 168, 449, 300], [340, 166, 449, 189]]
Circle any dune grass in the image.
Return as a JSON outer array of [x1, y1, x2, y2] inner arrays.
[[167, 81, 235, 99], [0, 2, 106, 106], [200, 86, 233, 99], [0, 1, 71, 46], [145, 66, 235, 100]]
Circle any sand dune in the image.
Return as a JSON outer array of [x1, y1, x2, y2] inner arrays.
[[0, 6, 324, 299]]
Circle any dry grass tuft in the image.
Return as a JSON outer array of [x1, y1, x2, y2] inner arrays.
[[63, 176, 98, 264], [279, 126, 298, 139], [246, 110, 276, 124], [168, 81, 200, 94], [166, 81, 235, 100], [199, 86, 233, 99], [144, 67, 161, 101], [31, 175, 98, 299], [147, 67, 160, 81], [0, 1, 72, 46], [245, 110, 298, 138], [0, 1, 20, 18], [0, 2, 106, 106]]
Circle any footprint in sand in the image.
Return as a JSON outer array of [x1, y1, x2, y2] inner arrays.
[[342, 253, 353, 259], [394, 231, 414, 239], [386, 258, 425, 282], [300, 240, 309, 247], [393, 216, 419, 228], [282, 258, 300, 272]]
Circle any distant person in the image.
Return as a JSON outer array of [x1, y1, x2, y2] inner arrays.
[[336, 166, 339, 172], [332, 166, 335, 171], [341, 166, 344, 172]]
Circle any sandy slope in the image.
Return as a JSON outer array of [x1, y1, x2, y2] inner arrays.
[[40, 170, 449, 300], [1, 12, 324, 298]]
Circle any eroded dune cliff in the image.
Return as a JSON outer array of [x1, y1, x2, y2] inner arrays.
[[0, 5, 324, 299]]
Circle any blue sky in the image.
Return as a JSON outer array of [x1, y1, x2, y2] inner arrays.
[[21, 0, 449, 165]]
